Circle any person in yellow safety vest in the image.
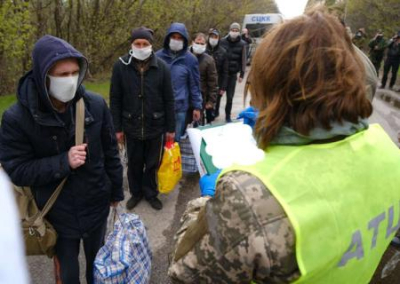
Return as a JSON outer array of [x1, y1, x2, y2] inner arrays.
[[168, 7, 400, 284]]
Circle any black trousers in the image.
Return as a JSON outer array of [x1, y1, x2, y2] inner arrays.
[[215, 73, 225, 116], [225, 73, 238, 120], [215, 94, 222, 117], [55, 221, 107, 284], [371, 57, 383, 76], [126, 135, 164, 200], [381, 59, 400, 88]]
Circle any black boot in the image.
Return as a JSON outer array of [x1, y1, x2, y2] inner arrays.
[[148, 197, 163, 210], [126, 196, 142, 210]]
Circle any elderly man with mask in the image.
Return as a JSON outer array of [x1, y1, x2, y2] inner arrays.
[[0, 35, 123, 283], [110, 27, 175, 211], [206, 29, 229, 118], [156, 23, 202, 141], [220, 22, 247, 123], [190, 32, 218, 124]]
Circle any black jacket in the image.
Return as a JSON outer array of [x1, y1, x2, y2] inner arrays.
[[241, 34, 253, 45], [192, 50, 218, 107], [0, 35, 123, 238], [110, 54, 175, 140], [220, 36, 247, 78], [206, 44, 229, 91], [386, 40, 400, 61]]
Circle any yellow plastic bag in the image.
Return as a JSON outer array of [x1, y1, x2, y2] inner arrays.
[[158, 142, 182, 194]]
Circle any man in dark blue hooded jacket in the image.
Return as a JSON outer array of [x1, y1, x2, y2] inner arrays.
[[0, 35, 123, 283], [156, 22, 203, 142]]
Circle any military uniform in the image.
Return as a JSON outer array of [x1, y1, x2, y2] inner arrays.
[[352, 35, 367, 51], [368, 37, 387, 75], [168, 171, 300, 283]]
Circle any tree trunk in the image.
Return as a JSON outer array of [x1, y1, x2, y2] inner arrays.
[[54, 0, 62, 37]]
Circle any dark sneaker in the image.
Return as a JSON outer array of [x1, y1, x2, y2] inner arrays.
[[148, 197, 163, 210], [226, 117, 232, 123], [126, 196, 142, 210], [215, 111, 219, 118], [379, 84, 385, 89]]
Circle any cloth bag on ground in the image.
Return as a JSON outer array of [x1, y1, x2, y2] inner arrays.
[[13, 98, 85, 258], [158, 142, 182, 194], [93, 209, 152, 284]]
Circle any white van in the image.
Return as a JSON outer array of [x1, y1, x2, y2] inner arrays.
[[242, 13, 284, 63]]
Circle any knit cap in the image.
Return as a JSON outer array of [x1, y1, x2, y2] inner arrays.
[[230, 22, 241, 31], [131, 27, 154, 43]]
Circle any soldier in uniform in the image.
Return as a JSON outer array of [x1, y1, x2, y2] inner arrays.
[[352, 28, 367, 51], [168, 9, 400, 284], [368, 30, 387, 75]]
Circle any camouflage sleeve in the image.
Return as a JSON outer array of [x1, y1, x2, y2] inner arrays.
[[174, 196, 211, 245], [168, 171, 300, 284]]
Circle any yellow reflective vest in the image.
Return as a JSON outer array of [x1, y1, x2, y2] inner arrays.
[[223, 124, 400, 283]]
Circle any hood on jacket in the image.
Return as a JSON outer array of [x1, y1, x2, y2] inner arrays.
[[163, 23, 189, 52], [25, 35, 88, 112]]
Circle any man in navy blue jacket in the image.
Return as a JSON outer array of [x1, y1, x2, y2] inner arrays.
[[156, 23, 203, 142], [0, 35, 123, 284]]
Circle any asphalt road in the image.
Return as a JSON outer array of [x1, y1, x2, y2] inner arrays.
[[369, 88, 400, 284], [27, 80, 400, 283]]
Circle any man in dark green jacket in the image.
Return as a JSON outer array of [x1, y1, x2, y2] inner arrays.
[[110, 27, 175, 210], [368, 31, 387, 75]]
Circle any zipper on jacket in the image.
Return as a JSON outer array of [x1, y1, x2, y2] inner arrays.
[[140, 68, 145, 139]]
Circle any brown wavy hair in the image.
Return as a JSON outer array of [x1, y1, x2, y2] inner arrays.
[[249, 9, 372, 149]]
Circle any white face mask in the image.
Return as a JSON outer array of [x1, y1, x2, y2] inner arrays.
[[192, 43, 206, 54], [48, 74, 79, 103], [169, 39, 184, 52], [229, 31, 240, 39], [130, 45, 152, 61], [209, 38, 219, 47]]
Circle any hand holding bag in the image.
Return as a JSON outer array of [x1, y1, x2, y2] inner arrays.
[[13, 98, 85, 258], [158, 142, 182, 194]]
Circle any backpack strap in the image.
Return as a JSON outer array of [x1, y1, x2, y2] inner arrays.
[[37, 98, 85, 219]]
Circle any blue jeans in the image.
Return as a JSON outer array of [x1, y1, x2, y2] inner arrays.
[[175, 111, 187, 142]]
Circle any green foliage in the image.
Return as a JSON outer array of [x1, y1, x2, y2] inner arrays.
[[0, 81, 110, 121], [346, 0, 400, 39], [84, 81, 111, 102], [0, 0, 277, 96], [0, 94, 17, 120], [0, 1, 35, 95], [307, 0, 400, 40]]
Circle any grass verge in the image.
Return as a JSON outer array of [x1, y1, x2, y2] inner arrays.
[[0, 80, 111, 120]]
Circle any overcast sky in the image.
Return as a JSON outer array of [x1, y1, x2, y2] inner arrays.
[[275, 0, 308, 19]]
